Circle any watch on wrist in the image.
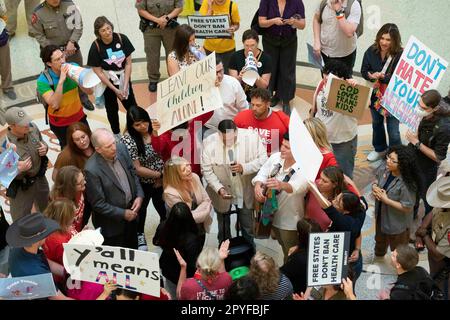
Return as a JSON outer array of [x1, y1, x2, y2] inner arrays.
[[415, 141, 422, 150]]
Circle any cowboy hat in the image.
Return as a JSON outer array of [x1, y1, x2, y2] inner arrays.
[[6, 212, 59, 247], [426, 176, 450, 208]]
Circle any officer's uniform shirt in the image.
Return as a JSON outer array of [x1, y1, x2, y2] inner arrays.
[[135, 0, 183, 18], [30, 0, 83, 48], [5, 123, 47, 179], [432, 208, 450, 258]]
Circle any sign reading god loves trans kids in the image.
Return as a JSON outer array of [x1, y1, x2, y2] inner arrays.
[[307, 232, 350, 287], [156, 53, 223, 134], [327, 78, 372, 119], [188, 15, 231, 39], [381, 36, 448, 131], [63, 244, 161, 297]]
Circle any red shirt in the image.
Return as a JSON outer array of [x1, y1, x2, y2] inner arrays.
[[179, 272, 232, 300], [234, 109, 289, 155], [152, 112, 213, 177], [317, 150, 338, 179]]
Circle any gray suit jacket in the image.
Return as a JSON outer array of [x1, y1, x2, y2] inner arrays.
[[85, 142, 144, 237]]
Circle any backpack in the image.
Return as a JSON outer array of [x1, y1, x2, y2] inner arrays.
[[36, 69, 54, 125], [318, 0, 364, 38]]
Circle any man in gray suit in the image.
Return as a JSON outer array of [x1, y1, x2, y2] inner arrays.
[[85, 128, 144, 249]]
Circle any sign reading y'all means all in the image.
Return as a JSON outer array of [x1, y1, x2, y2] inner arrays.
[[156, 53, 223, 134], [63, 244, 161, 297], [188, 15, 231, 39], [381, 36, 448, 131], [307, 232, 350, 287]]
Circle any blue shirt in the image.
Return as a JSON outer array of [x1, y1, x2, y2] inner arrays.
[[9, 248, 51, 277]]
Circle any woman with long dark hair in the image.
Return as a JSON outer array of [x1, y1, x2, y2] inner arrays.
[[308, 181, 366, 285], [121, 105, 165, 251], [167, 24, 204, 76], [52, 122, 94, 181], [157, 202, 204, 300], [372, 145, 419, 256], [406, 90, 450, 249], [361, 23, 403, 162]]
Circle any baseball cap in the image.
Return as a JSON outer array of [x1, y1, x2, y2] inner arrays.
[[5, 107, 32, 126]]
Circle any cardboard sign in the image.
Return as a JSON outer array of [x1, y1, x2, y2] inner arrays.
[[326, 78, 372, 119], [0, 273, 57, 300], [307, 232, 350, 287], [63, 244, 160, 297], [188, 15, 231, 39], [381, 36, 448, 131], [156, 53, 223, 134], [289, 109, 323, 181]]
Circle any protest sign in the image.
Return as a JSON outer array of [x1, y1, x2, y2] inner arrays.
[[156, 53, 223, 134], [326, 78, 372, 119], [63, 244, 161, 297], [0, 273, 57, 300], [289, 109, 323, 181], [307, 232, 350, 287], [188, 15, 231, 39], [381, 36, 448, 131], [0, 147, 19, 188]]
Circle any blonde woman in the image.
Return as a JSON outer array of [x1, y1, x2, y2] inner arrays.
[[43, 199, 77, 285], [303, 118, 338, 179], [163, 157, 213, 233], [174, 240, 232, 300], [249, 251, 293, 300]]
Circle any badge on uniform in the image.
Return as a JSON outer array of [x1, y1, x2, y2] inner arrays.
[[31, 13, 38, 25], [116, 43, 121, 49]]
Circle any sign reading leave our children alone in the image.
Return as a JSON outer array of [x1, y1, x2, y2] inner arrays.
[[326, 78, 372, 119], [156, 53, 223, 134], [307, 232, 350, 287], [381, 36, 448, 131], [188, 15, 231, 39], [63, 244, 161, 297]]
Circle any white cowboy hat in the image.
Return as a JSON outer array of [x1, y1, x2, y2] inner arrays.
[[426, 176, 450, 208]]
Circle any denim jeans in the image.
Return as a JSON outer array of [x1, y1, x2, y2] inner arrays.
[[350, 252, 363, 289], [370, 107, 401, 152], [332, 135, 358, 179]]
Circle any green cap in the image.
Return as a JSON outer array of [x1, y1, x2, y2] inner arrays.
[[229, 266, 249, 281]]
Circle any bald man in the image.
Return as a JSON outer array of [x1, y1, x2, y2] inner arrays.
[[84, 129, 144, 249]]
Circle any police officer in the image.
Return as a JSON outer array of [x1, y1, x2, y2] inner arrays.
[[4, 0, 40, 37], [135, 0, 183, 93], [416, 173, 450, 299], [3, 107, 49, 222], [30, 0, 94, 110]]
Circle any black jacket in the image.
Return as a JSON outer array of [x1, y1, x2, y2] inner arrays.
[[390, 266, 434, 300]]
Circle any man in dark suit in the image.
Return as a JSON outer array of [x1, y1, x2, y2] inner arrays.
[[85, 128, 144, 249]]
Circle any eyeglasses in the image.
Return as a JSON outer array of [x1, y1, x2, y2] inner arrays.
[[386, 155, 398, 164]]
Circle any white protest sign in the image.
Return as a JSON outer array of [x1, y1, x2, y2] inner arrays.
[[63, 244, 160, 297], [188, 15, 231, 39], [381, 36, 448, 131], [289, 108, 323, 181], [156, 53, 223, 134], [307, 232, 350, 287]]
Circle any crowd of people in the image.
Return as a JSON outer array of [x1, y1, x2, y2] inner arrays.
[[0, 0, 449, 301]]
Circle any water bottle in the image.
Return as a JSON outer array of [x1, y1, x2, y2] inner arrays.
[[190, 46, 206, 61]]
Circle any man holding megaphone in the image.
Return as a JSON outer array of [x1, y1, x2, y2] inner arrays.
[[36, 45, 92, 148]]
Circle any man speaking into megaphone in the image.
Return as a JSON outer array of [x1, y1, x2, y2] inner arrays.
[[36, 45, 93, 148]]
